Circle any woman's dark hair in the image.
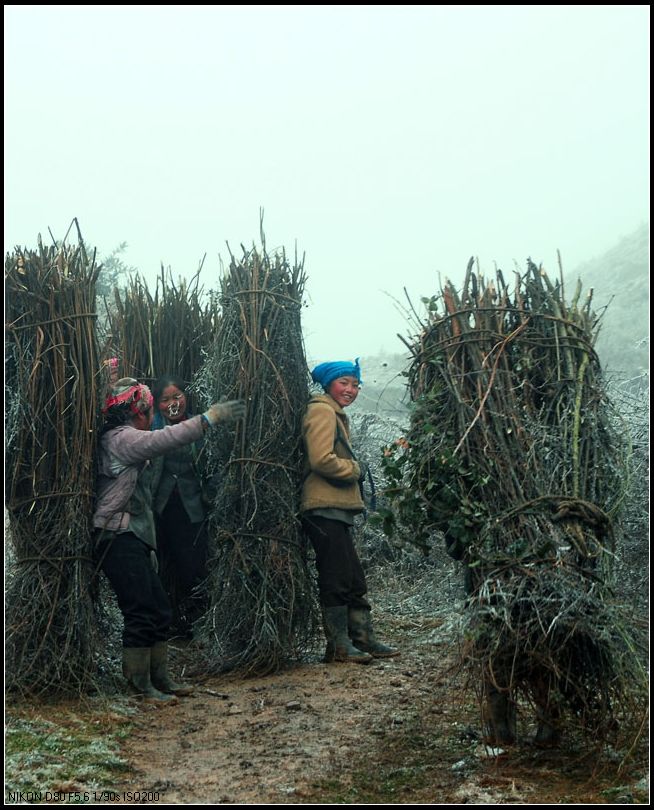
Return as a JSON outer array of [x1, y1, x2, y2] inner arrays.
[[152, 374, 187, 406], [101, 402, 135, 434]]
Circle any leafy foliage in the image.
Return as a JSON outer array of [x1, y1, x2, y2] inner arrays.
[[375, 257, 646, 747]]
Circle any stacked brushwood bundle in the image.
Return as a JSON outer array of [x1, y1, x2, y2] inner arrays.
[[195, 239, 317, 675], [5, 230, 103, 696], [383, 258, 647, 744], [104, 266, 219, 387], [100, 266, 220, 637]]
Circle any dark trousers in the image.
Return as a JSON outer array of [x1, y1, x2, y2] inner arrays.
[[156, 491, 208, 630], [96, 531, 172, 648], [302, 516, 371, 610]]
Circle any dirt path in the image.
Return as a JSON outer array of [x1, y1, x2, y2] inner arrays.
[[107, 590, 648, 805], [5, 568, 648, 805], [111, 611, 455, 804]]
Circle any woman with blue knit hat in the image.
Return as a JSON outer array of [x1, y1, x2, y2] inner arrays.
[[301, 358, 399, 664]]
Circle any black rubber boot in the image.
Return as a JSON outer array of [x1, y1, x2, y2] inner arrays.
[[122, 647, 177, 704], [532, 678, 561, 747], [322, 606, 373, 664], [534, 719, 561, 748], [348, 608, 400, 658], [150, 641, 194, 696], [483, 687, 516, 745]]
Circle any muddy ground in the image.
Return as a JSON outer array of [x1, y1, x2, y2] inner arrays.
[[5, 561, 649, 805]]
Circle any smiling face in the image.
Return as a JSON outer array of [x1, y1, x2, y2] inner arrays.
[[327, 375, 360, 408], [158, 384, 187, 423]]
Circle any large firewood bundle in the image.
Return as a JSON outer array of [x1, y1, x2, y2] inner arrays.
[[382, 258, 646, 745], [195, 239, 318, 674], [5, 228, 103, 696]]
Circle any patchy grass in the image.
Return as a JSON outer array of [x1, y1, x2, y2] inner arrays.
[[5, 698, 136, 800]]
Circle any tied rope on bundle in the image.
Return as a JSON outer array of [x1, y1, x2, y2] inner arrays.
[[195, 230, 318, 675], [5, 223, 103, 696], [381, 257, 647, 748]]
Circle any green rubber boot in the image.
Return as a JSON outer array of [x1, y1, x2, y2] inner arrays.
[[348, 608, 400, 658], [322, 606, 373, 664], [122, 647, 177, 704], [483, 687, 516, 746], [150, 641, 195, 696]]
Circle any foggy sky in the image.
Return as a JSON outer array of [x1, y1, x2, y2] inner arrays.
[[4, 5, 650, 365]]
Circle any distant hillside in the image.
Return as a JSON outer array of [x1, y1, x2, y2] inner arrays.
[[356, 354, 411, 416], [566, 223, 649, 381]]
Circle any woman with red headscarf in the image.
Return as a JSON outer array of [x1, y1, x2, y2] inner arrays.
[[93, 377, 245, 702]]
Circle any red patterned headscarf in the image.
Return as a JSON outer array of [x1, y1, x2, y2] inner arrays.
[[102, 377, 153, 416]]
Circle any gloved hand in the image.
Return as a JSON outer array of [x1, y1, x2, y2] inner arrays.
[[204, 399, 246, 425]]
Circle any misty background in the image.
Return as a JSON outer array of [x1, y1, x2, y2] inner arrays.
[[4, 5, 649, 371]]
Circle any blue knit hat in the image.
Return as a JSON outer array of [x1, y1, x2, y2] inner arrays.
[[311, 358, 362, 389]]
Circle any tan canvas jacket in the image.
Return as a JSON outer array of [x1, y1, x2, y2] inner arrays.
[[300, 394, 364, 514]]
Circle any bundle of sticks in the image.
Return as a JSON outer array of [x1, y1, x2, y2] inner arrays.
[[5, 228, 103, 696], [388, 258, 646, 743], [195, 239, 318, 674], [104, 265, 219, 387]]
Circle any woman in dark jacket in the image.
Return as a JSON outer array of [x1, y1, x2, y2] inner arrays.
[[151, 375, 210, 638]]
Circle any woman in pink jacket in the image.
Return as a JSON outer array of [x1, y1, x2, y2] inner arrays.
[[93, 377, 244, 703]]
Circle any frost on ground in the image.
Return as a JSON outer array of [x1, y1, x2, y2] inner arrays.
[[6, 554, 648, 805]]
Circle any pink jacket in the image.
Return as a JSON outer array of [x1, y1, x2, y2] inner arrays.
[[93, 416, 205, 534]]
